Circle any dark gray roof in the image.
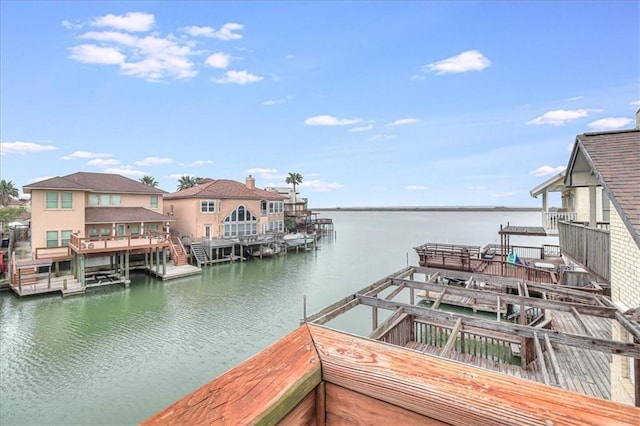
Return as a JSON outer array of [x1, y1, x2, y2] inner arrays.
[[567, 129, 640, 246], [85, 207, 173, 224], [23, 172, 167, 195]]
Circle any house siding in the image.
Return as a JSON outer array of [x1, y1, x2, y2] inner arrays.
[[609, 207, 639, 405], [30, 189, 86, 253]]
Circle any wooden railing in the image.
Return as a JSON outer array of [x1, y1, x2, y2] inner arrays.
[[558, 221, 610, 282], [413, 319, 519, 364], [542, 211, 577, 233], [35, 246, 72, 260], [69, 232, 170, 254]]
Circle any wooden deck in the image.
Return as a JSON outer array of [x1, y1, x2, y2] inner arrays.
[[146, 263, 201, 281], [404, 309, 613, 400]]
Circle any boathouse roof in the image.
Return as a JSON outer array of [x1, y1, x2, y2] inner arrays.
[[565, 128, 640, 247], [164, 178, 285, 201], [23, 172, 167, 195]]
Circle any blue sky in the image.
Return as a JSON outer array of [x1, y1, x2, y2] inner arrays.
[[1, 1, 638, 208]]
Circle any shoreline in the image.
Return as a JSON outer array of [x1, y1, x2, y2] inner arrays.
[[311, 206, 540, 212]]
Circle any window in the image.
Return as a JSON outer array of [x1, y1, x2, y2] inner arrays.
[[201, 200, 216, 213], [89, 194, 121, 206], [46, 231, 59, 247], [111, 195, 121, 205], [89, 228, 99, 237], [261, 200, 267, 216], [130, 225, 140, 235], [61, 230, 72, 246], [147, 224, 159, 232], [150, 195, 159, 209], [101, 227, 111, 236], [223, 205, 258, 237], [269, 202, 284, 214], [61, 192, 73, 209], [89, 194, 99, 206], [46, 192, 58, 209]]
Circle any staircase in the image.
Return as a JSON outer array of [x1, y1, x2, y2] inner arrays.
[[169, 236, 188, 266], [190, 242, 208, 267]]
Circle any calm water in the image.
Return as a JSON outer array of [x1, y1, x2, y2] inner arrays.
[[0, 210, 555, 425]]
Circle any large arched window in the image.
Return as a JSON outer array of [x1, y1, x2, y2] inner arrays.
[[223, 205, 258, 237]]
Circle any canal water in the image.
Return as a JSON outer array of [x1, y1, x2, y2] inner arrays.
[[0, 210, 555, 425]]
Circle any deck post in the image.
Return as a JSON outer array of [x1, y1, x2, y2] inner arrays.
[[162, 249, 166, 275], [125, 250, 130, 281], [372, 306, 378, 330], [47, 264, 51, 289]]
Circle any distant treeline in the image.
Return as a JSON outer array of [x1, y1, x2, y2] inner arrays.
[[311, 206, 540, 212]]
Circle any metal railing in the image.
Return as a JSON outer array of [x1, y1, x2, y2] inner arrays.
[[558, 221, 610, 282]]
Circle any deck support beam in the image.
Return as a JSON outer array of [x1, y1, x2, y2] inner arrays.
[[441, 318, 463, 358]]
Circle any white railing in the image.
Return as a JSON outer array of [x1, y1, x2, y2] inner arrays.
[[542, 211, 577, 234]]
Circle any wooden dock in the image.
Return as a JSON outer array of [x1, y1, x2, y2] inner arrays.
[[146, 263, 202, 281]]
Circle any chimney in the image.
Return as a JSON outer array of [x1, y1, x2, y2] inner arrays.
[[246, 175, 255, 190], [636, 108, 640, 128]]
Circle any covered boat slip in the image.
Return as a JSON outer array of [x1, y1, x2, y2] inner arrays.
[[143, 323, 640, 425]]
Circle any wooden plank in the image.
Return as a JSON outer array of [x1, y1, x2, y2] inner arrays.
[[309, 324, 640, 426], [315, 381, 325, 426], [312, 299, 360, 325], [533, 332, 550, 386], [279, 390, 316, 425], [369, 308, 405, 340], [431, 289, 447, 310], [391, 277, 619, 318], [441, 318, 463, 358], [325, 383, 447, 425], [384, 283, 406, 301], [305, 294, 357, 323], [142, 325, 321, 425], [571, 306, 594, 337], [357, 295, 640, 357]]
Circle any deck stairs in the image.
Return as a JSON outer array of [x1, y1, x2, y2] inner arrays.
[[190, 242, 209, 267], [169, 236, 188, 266]]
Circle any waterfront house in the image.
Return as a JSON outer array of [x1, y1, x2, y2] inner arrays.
[[14, 172, 177, 294], [163, 175, 286, 241], [560, 122, 640, 405]]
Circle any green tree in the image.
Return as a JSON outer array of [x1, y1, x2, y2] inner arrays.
[[177, 175, 198, 191], [285, 172, 303, 196], [0, 206, 26, 231], [0, 180, 19, 207], [140, 175, 159, 187]]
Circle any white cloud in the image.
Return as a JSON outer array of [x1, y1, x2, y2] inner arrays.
[[1, 141, 58, 155], [467, 186, 487, 191], [213, 70, 263, 85], [568, 96, 584, 101], [263, 95, 293, 106], [410, 74, 425, 81], [406, 185, 428, 191], [62, 151, 113, 160], [183, 23, 244, 40], [369, 134, 397, 142], [391, 118, 417, 126], [588, 117, 633, 131], [205, 52, 231, 69], [181, 160, 213, 167], [79, 30, 137, 45], [92, 12, 154, 33], [69, 44, 125, 65], [61, 20, 83, 30], [168, 173, 197, 180], [426, 50, 490, 74], [104, 166, 146, 177], [300, 180, 344, 192], [305, 115, 360, 126], [286, 54, 295, 59], [527, 109, 600, 126], [88, 158, 120, 167], [630, 100, 640, 107], [349, 124, 374, 132], [490, 192, 516, 198], [530, 165, 566, 177], [134, 156, 173, 166], [247, 168, 277, 174]]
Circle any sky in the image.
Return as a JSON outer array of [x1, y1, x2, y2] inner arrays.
[[1, 1, 638, 208]]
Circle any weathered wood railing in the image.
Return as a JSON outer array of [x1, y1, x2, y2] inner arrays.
[[558, 221, 610, 282], [543, 211, 577, 233], [69, 232, 170, 254], [413, 319, 518, 364], [35, 246, 72, 260], [414, 243, 481, 271]]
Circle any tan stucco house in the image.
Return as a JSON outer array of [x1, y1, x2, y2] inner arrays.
[[164, 175, 286, 240], [561, 125, 639, 405]]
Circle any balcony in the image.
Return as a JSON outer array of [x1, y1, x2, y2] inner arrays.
[[68, 233, 170, 255], [558, 221, 610, 282], [542, 211, 577, 235]]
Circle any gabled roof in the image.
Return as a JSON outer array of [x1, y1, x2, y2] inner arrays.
[[565, 128, 640, 247], [529, 170, 566, 198], [85, 207, 173, 224], [164, 179, 285, 201], [23, 172, 167, 195]]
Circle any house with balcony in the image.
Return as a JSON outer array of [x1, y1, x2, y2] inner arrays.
[[163, 176, 286, 263], [560, 123, 639, 406], [14, 172, 181, 295]]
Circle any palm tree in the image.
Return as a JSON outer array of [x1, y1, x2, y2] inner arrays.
[[0, 179, 19, 206], [177, 175, 198, 191], [285, 172, 303, 196], [140, 175, 159, 187]]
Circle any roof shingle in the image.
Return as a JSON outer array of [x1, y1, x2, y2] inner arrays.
[[23, 172, 167, 195], [164, 179, 285, 201]]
